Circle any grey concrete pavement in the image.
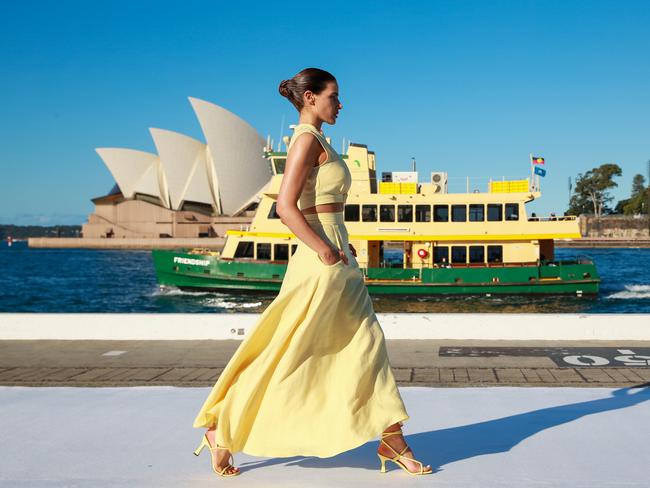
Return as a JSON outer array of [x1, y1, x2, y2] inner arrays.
[[2, 339, 650, 387]]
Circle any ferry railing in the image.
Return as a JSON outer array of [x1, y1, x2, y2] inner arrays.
[[527, 215, 577, 222], [540, 255, 594, 267], [380, 257, 594, 271], [442, 176, 533, 194]]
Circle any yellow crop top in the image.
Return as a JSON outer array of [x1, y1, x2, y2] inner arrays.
[[287, 123, 352, 210]]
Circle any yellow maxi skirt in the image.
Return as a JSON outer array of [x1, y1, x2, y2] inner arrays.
[[192, 211, 409, 458]]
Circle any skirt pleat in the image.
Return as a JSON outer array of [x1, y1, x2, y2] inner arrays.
[[192, 211, 409, 458]]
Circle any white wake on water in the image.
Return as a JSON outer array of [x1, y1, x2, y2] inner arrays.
[[153, 286, 263, 309], [203, 298, 262, 309], [152, 287, 216, 297], [606, 284, 650, 300]]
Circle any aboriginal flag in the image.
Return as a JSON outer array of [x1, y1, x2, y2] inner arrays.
[[532, 156, 545, 165]]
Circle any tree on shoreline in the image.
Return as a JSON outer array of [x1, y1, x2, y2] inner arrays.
[[567, 163, 622, 217], [0, 225, 81, 240], [621, 173, 648, 215], [614, 163, 649, 215]]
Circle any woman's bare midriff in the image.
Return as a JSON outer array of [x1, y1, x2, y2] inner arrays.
[[301, 203, 344, 215]]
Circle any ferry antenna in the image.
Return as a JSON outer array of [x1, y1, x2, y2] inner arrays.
[[278, 113, 286, 153]]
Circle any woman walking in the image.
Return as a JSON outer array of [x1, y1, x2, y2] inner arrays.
[[192, 67, 432, 477]]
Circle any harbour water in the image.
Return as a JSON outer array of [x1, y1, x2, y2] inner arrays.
[[1, 241, 648, 313]]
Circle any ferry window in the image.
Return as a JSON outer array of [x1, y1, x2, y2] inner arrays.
[[505, 203, 519, 221], [397, 205, 413, 222], [345, 204, 360, 221], [433, 246, 449, 263], [487, 204, 502, 221], [469, 245, 485, 263], [487, 245, 503, 263], [380, 205, 395, 222], [451, 205, 466, 222], [256, 243, 271, 260], [415, 205, 431, 222], [362, 204, 377, 222], [274, 244, 289, 261], [291, 244, 298, 256], [268, 202, 281, 219], [274, 158, 286, 174], [234, 241, 254, 258], [433, 205, 449, 222], [469, 204, 484, 222], [451, 246, 467, 263]]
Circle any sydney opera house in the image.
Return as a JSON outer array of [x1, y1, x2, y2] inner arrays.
[[82, 98, 273, 239]]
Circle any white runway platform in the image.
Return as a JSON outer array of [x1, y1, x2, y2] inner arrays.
[[1, 386, 649, 487]]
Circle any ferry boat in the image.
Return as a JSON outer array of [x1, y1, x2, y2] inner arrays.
[[152, 139, 599, 296]]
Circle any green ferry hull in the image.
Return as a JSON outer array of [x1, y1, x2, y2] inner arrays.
[[152, 250, 600, 296]]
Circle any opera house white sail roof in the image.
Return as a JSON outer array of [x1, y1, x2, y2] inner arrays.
[[95, 98, 273, 216], [95, 148, 170, 206]]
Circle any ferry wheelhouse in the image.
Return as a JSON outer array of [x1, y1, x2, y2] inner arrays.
[[153, 140, 599, 295]]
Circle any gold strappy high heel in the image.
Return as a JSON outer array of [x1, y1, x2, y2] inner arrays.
[[377, 427, 432, 476], [193, 433, 240, 477]]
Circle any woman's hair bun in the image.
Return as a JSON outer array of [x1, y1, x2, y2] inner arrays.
[[278, 68, 336, 112], [278, 79, 292, 98]]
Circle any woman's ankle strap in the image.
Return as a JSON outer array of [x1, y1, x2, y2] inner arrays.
[[381, 428, 403, 438]]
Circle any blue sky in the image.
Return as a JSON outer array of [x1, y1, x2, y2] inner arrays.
[[1, 0, 648, 225]]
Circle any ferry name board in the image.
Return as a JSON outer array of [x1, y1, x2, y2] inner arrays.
[[173, 256, 210, 266]]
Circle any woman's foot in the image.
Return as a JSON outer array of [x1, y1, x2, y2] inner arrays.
[[377, 422, 431, 474], [206, 427, 240, 475]]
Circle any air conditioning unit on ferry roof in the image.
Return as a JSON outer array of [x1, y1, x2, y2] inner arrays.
[[431, 172, 448, 193]]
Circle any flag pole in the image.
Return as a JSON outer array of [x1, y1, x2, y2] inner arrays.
[[529, 153, 534, 191]]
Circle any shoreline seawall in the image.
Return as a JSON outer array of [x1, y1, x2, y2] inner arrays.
[[556, 238, 650, 248], [28, 237, 225, 249]]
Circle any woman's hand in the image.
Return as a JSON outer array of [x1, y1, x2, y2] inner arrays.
[[319, 247, 348, 265], [348, 243, 357, 257]]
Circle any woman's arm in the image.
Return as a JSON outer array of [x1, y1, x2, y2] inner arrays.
[[276, 133, 347, 265]]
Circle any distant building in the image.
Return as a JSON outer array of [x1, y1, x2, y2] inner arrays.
[[83, 98, 273, 239]]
